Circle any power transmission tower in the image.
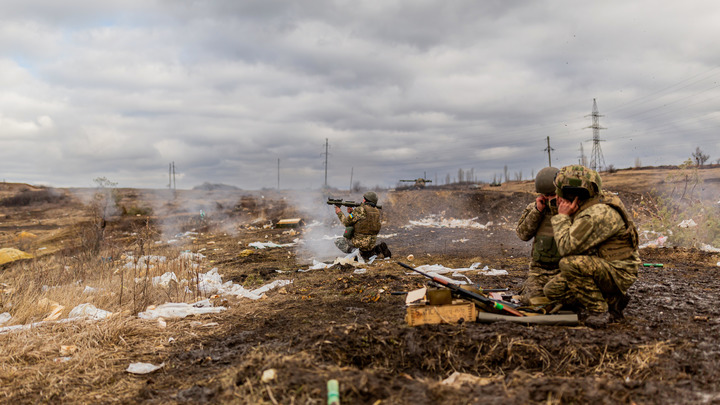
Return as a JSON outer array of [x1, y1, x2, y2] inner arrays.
[[543, 136, 554, 167], [584, 98, 606, 172], [578, 143, 588, 166], [324, 138, 329, 188]]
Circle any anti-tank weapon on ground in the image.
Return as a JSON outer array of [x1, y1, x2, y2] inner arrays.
[[327, 198, 382, 209], [397, 262, 524, 317]]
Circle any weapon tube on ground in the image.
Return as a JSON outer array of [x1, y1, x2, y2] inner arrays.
[[397, 262, 524, 317]]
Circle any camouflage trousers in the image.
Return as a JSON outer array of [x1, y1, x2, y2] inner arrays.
[[334, 237, 355, 254], [519, 264, 560, 305], [335, 237, 377, 260], [543, 255, 630, 313]]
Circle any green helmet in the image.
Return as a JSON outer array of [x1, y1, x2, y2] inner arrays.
[[535, 167, 559, 194], [363, 191, 379, 205], [554, 165, 602, 200]]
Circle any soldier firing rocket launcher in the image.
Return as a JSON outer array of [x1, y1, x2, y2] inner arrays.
[[327, 198, 382, 209]]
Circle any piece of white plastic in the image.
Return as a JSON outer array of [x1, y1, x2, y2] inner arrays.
[[68, 303, 112, 320], [137, 301, 226, 320], [126, 362, 165, 374], [0, 312, 11, 325]]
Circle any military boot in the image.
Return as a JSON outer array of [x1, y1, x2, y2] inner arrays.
[[609, 293, 630, 321], [379, 242, 392, 258], [584, 311, 611, 328]]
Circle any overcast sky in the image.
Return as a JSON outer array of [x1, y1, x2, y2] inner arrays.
[[2, 1, 719, 190]]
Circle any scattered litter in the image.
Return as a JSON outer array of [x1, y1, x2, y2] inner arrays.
[[60, 345, 78, 356], [39, 298, 65, 321], [53, 357, 72, 363], [407, 254, 414, 261], [678, 219, 698, 228], [639, 235, 668, 248], [83, 286, 98, 294], [405, 288, 427, 305], [239, 249, 255, 257], [137, 300, 226, 320], [157, 318, 167, 329], [68, 303, 113, 320], [327, 379, 340, 405], [0, 312, 11, 325], [377, 233, 397, 238], [406, 215, 492, 230], [0, 248, 33, 266], [248, 241, 296, 249], [452, 238, 469, 243], [0, 303, 112, 334], [442, 371, 497, 387], [126, 362, 165, 374], [151, 272, 179, 287], [190, 321, 220, 328], [194, 268, 292, 299], [276, 218, 304, 228], [413, 263, 508, 276], [353, 268, 367, 274], [699, 244, 720, 253], [262, 369, 277, 383], [178, 252, 205, 261], [18, 231, 38, 239]]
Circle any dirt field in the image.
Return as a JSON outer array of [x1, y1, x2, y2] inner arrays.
[[1, 166, 720, 404]]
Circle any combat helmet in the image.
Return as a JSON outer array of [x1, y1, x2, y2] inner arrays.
[[363, 191, 379, 205], [535, 167, 559, 194], [554, 165, 602, 200]]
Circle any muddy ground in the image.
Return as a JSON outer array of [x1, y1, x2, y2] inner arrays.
[[2, 177, 720, 404]]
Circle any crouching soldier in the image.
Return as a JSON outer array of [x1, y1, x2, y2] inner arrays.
[[334, 191, 391, 260], [516, 167, 561, 306], [543, 165, 641, 328]]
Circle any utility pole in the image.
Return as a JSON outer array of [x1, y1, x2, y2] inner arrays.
[[349, 167, 353, 191], [543, 136, 554, 167], [168, 163, 172, 189], [324, 138, 329, 188], [585, 98, 606, 172], [172, 162, 176, 190], [277, 158, 280, 190]]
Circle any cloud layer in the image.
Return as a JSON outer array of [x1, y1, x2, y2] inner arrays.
[[2, 1, 719, 189]]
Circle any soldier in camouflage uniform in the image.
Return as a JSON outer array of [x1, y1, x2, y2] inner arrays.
[[334, 191, 391, 260], [543, 165, 641, 328], [516, 167, 561, 306]]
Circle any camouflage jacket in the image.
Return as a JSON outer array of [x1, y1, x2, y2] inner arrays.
[[552, 198, 640, 291], [336, 204, 379, 251], [517, 201, 561, 267]]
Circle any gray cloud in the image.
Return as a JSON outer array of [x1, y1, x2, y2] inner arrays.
[[1, 1, 719, 189]]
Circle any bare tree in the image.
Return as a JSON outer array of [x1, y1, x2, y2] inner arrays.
[[503, 165, 509, 183], [692, 146, 709, 167], [635, 157, 642, 168], [457, 169, 465, 183]]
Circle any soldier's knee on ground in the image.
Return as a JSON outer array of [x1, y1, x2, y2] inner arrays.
[[334, 237, 353, 253]]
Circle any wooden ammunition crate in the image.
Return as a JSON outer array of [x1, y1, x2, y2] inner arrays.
[[405, 301, 476, 326]]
